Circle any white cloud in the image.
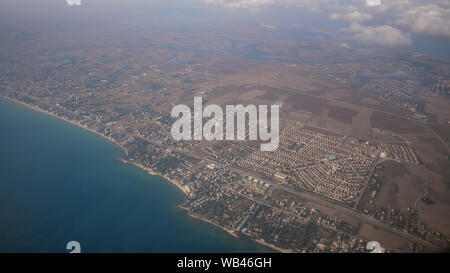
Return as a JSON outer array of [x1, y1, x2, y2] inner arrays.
[[201, 0, 450, 39], [348, 22, 412, 46], [396, 4, 450, 38], [202, 0, 340, 10], [330, 11, 373, 22]]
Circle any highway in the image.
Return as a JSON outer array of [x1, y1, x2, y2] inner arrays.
[[275, 183, 439, 250], [132, 133, 441, 250], [227, 162, 440, 250]]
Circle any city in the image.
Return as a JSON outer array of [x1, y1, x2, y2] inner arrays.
[[0, 0, 449, 256]]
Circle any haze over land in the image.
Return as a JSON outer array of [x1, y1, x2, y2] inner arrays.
[[0, 0, 449, 252]]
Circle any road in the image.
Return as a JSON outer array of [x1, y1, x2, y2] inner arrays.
[[223, 160, 440, 250], [275, 183, 439, 250], [132, 133, 440, 250]]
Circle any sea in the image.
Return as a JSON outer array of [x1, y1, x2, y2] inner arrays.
[[0, 98, 271, 253]]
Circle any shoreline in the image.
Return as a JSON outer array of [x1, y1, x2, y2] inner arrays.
[[178, 205, 239, 238], [0, 95, 286, 253], [0, 96, 129, 157], [254, 239, 293, 254], [178, 206, 291, 253], [118, 159, 191, 196], [119, 159, 287, 253]]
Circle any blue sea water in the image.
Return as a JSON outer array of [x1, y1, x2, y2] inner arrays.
[[0, 98, 271, 253]]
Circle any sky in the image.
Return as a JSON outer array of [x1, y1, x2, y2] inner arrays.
[[199, 0, 450, 47], [1, 0, 449, 56]]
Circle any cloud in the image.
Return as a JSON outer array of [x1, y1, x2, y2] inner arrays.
[[201, 0, 450, 39], [348, 22, 412, 46], [330, 11, 373, 22], [396, 4, 450, 38], [202, 0, 340, 10]]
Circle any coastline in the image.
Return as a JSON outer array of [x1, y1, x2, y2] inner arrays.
[[118, 158, 191, 196], [0, 96, 129, 157], [254, 239, 293, 254], [178, 205, 239, 238], [0, 95, 284, 253], [120, 159, 285, 253], [179, 206, 291, 253]]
